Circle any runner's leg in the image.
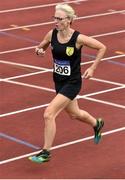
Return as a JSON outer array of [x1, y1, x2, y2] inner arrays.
[[43, 93, 71, 150], [65, 99, 97, 126]]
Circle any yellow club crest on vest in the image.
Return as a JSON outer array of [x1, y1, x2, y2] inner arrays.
[[66, 47, 74, 56]]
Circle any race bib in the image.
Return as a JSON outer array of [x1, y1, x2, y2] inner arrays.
[[54, 59, 71, 76]]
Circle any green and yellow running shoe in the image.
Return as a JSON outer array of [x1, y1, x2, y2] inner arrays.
[[94, 118, 104, 144], [28, 149, 51, 163]]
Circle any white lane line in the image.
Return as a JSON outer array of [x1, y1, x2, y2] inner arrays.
[[1, 85, 124, 118], [0, 54, 125, 81], [0, 21, 54, 32], [108, 9, 125, 15], [83, 96, 125, 109], [91, 29, 125, 38], [90, 77, 125, 87], [63, 0, 84, 4], [0, 46, 36, 54], [0, 0, 87, 14], [4, 71, 125, 87], [0, 59, 51, 71], [0, 54, 124, 78], [0, 126, 125, 165], [0, 55, 125, 71], [0, 29, 124, 55], [3, 70, 49, 80], [0, 10, 125, 32], [77, 9, 125, 20], [81, 54, 125, 65], [0, 103, 49, 118], [2, 79, 55, 93], [78, 86, 125, 98], [52, 127, 125, 149], [1, 55, 124, 118], [0, 54, 124, 81]]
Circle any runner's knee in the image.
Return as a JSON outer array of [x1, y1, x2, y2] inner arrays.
[[67, 111, 79, 120], [43, 107, 55, 122]]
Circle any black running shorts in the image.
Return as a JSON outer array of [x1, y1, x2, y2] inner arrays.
[[54, 80, 82, 100]]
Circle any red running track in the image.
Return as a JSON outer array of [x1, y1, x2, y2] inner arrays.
[[0, 0, 125, 178]]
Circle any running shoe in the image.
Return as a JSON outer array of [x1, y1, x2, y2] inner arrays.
[[94, 118, 104, 144], [28, 149, 51, 163]]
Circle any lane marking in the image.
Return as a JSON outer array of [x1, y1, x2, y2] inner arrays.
[[10, 24, 18, 28], [0, 132, 40, 150], [63, 0, 84, 4], [91, 29, 125, 38], [78, 86, 125, 98], [0, 10, 125, 32], [1, 85, 125, 118], [0, 1, 124, 166], [2, 79, 55, 93], [0, 103, 49, 118], [83, 97, 125, 109], [10, 24, 30, 31], [108, 9, 125, 15], [0, 59, 39, 73], [21, 27, 30, 31], [0, 45, 36, 54], [0, 54, 124, 78], [3, 70, 48, 80], [0, 59, 51, 71], [115, 51, 125, 55], [81, 54, 125, 65], [0, 127, 125, 165], [91, 77, 125, 87], [108, 9, 116, 12], [2, 55, 125, 81], [1, 54, 125, 86], [0, 29, 125, 55], [2, 76, 125, 97], [1, 55, 125, 73], [0, 55, 125, 118], [0, 0, 88, 14]]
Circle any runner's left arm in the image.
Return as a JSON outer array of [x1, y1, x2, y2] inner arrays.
[[77, 34, 107, 78]]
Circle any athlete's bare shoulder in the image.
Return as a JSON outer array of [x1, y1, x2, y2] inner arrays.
[[77, 33, 106, 50], [44, 30, 53, 43]]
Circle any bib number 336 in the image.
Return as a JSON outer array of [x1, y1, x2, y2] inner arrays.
[[54, 60, 71, 76]]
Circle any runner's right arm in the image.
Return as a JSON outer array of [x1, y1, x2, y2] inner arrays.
[[35, 30, 52, 56]]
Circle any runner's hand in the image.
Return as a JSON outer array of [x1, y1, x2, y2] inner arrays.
[[83, 67, 95, 79], [35, 47, 45, 56]]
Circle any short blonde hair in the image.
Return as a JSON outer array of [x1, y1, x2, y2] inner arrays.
[[55, 3, 77, 20]]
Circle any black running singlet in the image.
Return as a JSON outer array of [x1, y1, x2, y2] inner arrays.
[[51, 28, 82, 82]]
